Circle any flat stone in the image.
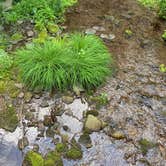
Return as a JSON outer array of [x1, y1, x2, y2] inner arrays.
[[85, 28, 96, 35], [62, 96, 74, 104]]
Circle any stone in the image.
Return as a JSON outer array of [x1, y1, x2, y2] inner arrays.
[[24, 92, 33, 103], [78, 133, 92, 148], [100, 34, 109, 39], [109, 34, 116, 40], [43, 115, 53, 127], [25, 111, 34, 121], [84, 115, 102, 131], [86, 110, 99, 117], [27, 30, 34, 37], [92, 26, 105, 31], [63, 125, 69, 131], [40, 100, 49, 108], [85, 28, 96, 35], [18, 137, 29, 150], [15, 83, 23, 89], [0, 106, 18, 132], [51, 105, 65, 116], [46, 127, 55, 138], [34, 94, 40, 99], [62, 96, 74, 104], [37, 121, 45, 132], [33, 144, 39, 152], [109, 130, 126, 139], [18, 92, 24, 98]]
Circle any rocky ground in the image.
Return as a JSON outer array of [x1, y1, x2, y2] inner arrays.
[[0, 0, 166, 166]]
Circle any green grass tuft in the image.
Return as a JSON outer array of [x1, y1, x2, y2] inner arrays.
[[16, 33, 112, 91]]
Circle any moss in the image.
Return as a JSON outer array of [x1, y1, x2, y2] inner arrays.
[[89, 93, 109, 108], [139, 139, 156, 155], [44, 159, 55, 166], [45, 151, 63, 166], [11, 33, 23, 41], [86, 110, 99, 117], [0, 106, 18, 132], [56, 143, 67, 153], [66, 148, 83, 160], [23, 151, 44, 166], [162, 30, 166, 41]]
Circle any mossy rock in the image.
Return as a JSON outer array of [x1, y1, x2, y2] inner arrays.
[[78, 133, 92, 148], [23, 151, 44, 166], [0, 106, 18, 132], [86, 110, 99, 117], [139, 139, 156, 155], [56, 143, 68, 153], [44, 159, 55, 166], [45, 151, 63, 166], [66, 148, 83, 160]]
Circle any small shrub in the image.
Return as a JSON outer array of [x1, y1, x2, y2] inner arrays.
[[162, 30, 166, 41], [3, 0, 77, 28], [16, 34, 112, 91], [159, 0, 166, 19], [0, 49, 13, 78]]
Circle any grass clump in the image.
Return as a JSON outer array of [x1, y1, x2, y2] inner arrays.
[[16, 33, 112, 91]]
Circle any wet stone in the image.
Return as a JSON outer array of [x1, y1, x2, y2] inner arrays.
[[40, 100, 49, 108], [63, 125, 69, 131], [85, 115, 102, 132], [78, 133, 92, 148], [43, 115, 53, 127], [62, 96, 74, 104], [18, 137, 29, 150], [32, 144, 39, 152]]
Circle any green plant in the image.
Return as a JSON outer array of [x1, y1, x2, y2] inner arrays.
[[162, 30, 166, 41], [0, 49, 13, 78], [159, 0, 166, 19], [159, 64, 166, 72], [16, 33, 112, 91], [3, 0, 77, 28]]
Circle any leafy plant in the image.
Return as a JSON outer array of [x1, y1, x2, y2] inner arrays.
[[0, 49, 13, 78], [159, 0, 166, 19], [16, 34, 112, 91], [3, 0, 77, 28], [159, 64, 166, 72], [162, 30, 166, 41]]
